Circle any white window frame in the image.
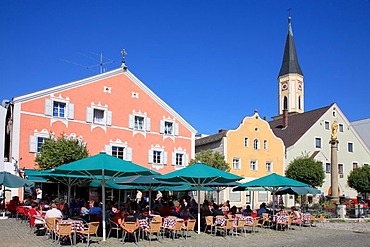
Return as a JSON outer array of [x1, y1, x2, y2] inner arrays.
[[263, 140, 268, 150], [29, 130, 50, 153], [160, 119, 179, 136], [315, 137, 322, 149], [266, 161, 273, 172], [232, 157, 241, 170], [148, 147, 168, 167], [250, 160, 258, 171], [128, 113, 150, 132], [171, 150, 188, 167], [324, 121, 330, 130], [45, 98, 74, 120], [352, 162, 358, 170], [253, 139, 260, 150], [104, 141, 132, 161], [325, 163, 331, 174], [338, 163, 344, 174], [339, 124, 344, 132], [86, 104, 112, 126], [347, 142, 354, 153], [244, 137, 249, 148]]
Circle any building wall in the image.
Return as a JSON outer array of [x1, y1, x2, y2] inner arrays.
[[224, 112, 285, 208], [286, 104, 370, 197], [10, 68, 196, 174]]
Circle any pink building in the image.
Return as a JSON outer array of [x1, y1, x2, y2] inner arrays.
[[5, 66, 196, 174]]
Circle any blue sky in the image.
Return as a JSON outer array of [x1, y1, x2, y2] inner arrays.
[[1, 1, 369, 135]]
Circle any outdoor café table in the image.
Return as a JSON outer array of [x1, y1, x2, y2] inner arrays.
[[57, 219, 84, 244], [139, 218, 150, 240], [163, 217, 177, 229], [272, 215, 289, 230], [302, 213, 311, 225], [214, 217, 226, 227]]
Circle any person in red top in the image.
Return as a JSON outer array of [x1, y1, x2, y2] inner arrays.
[[29, 202, 45, 231]]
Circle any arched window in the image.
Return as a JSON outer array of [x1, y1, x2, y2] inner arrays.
[[283, 96, 288, 110], [253, 139, 259, 150], [298, 96, 301, 110]]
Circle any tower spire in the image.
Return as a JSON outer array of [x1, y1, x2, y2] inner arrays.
[[278, 15, 303, 77]]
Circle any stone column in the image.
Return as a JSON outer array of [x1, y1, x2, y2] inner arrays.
[[330, 139, 339, 204]]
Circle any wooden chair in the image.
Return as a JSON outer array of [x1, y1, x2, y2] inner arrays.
[[312, 213, 325, 226], [78, 222, 100, 246], [309, 214, 317, 227], [181, 219, 196, 239], [55, 223, 73, 246], [233, 219, 246, 237], [279, 215, 293, 231], [107, 219, 122, 239], [167, 219, 184, 240], [204, 216, 216, 234], [215, 219, 234, 237], [122, 222, 139, 245], [144, 221, 162, 245], [45, 217, 61, 240], [245, 217, 262, 233], [261, 213, 272, 228], [16, 206, 25, 221]]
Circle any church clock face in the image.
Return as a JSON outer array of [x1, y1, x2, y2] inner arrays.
[[298, 81, 302, 91], [281, 82, 288, 91]]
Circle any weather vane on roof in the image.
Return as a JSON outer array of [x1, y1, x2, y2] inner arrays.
[[288, 8, 292, 22], [121, 49, 128, 71]]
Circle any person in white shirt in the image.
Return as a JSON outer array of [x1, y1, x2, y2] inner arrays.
[[36, 188, 42, 203], [45, 203, 63, 218]]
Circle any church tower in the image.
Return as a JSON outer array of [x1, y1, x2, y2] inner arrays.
[[278, 16, 304, 115]]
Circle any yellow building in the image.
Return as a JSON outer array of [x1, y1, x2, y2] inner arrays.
[[195, 111, 284, 209]]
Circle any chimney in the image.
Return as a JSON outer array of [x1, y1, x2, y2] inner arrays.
[[283, 109, 288, 128]]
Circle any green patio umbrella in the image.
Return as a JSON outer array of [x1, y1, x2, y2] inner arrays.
[[114, 174, 181, 212], [25, 169, 91, 206], [156, 163, 243, 233], [0, 171, 34, 188], [0, 171, 34, 219], [234, 173, 308, 211], [54, 152, 154, 241], [23, 169, 49, 183], [275, 186, 321, 195]]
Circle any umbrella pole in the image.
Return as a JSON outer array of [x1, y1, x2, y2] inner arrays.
[[67, 185, 71, 207], [149, 189, 152, 213], [102, 170, 106, 241], [118, 189, 121, 209], [197, 184, 201, 234]]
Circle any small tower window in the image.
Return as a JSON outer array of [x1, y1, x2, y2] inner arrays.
[[298, 96, 301, 110], [283, 96, 288, 110]]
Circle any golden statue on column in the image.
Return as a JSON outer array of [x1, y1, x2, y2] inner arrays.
[[331, 120, 338, 141]]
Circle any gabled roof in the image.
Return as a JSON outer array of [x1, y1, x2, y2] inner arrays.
[[278, 17, 303, 77], [195, 130, 228, 146], [351, 118, 370, 150], [12, 67, 197, 134], [269, 104, 333, 148]]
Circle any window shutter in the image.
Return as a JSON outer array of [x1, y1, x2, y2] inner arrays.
[[174, 123, 179, 136], [159, 120, 164, 134], [104, 145, 112, 155], [44, 98, 52, 116], [148, 150, 153, 163], [29, 135, 37, 153], [126, 147, 132, 161], [171, 152, 176, 165], [146, 117, 151, 132], [106, 110, 112, 126], [128, 114, 134, 129], [68, 103, 74, 119], [163, 151, 168, 165], [185, 154, 189, 166], [86, 107, 93, 123]]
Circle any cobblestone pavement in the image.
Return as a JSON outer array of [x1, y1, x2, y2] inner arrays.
[[0, 218, 369, 247]]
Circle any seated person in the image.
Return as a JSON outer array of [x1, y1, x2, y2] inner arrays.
[[291, 206, 301, 224], [61, 203, 74, 219], [242, 205, 252, 216], [179, 205, 195, 220], [29, 202, 45, 231], [120, 210, 140, 233], [89, 201, 102, 216], [277, 206, 288, 216], [212, 204, 224, 216], [45, 203, 63, 218], [257, 202, 268, 218]]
